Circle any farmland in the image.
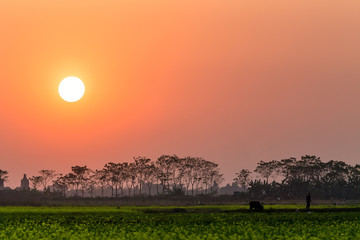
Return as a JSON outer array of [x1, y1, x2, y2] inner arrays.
[[0, 206, 359, 239]]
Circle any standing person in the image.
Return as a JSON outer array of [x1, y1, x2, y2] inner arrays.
[[306, 193, 311, 211]]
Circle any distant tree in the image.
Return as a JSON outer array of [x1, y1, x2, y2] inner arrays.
[[248, 179, 267, 200], [86, 170, 96, 198], [53, 174, 69, 197], [254, 160, 278, 184], [29, 176, 43, 191], [209, 169, 223, 195], [188, 158, 203, 196], [39, 170, 57, 193], [297, 155, 323, 183], [134, 156, 152, 195], [277, 157, 297, 184], [143, 161, 157, 196], [246, 155, 360, 200], [63, 173, 76, 196], [122, 162, 133, 197], [94, 169, 108, 197], [166, 155, 183, 192], [348, 164, 360, 198], [71, 165, 91, 197], [322, 160, 349, 184], [234, 169, 252, 192], [0, 170, 8, 189], [104, 162, 121, 197], [201, 160, 222, 195], [349, 164, 360, 185], [128, 162, 137, 197], [182, 157, 194, 195], [156, 155, 176, 194]]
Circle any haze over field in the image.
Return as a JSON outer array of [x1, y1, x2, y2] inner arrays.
[[1, 0, 360, 187]]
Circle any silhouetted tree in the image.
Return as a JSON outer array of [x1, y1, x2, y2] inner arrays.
[[39, 170, 57, 193], [243, 155, 360, 200], [53, 174, 69, 197], [254, 160, 278, 184], [156, 155, 174, 194], [234, 169, 252, 192], [144, 161, 157, 196], [134, 156, 152, 195], [29, 176, 42, 191], [104, 162, 120, 197], [94, 169, 108, 197], [202, 160, 223, 195], [71, 165, 91, 197], [63, 173, 76, 196], [189, 158, 203, 196], [122, 162, 133, 197], [0, 170, 8, 189], [86, 170, 96, 198]]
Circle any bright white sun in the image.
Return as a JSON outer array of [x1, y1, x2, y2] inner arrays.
[[58, 76, 85, 102]]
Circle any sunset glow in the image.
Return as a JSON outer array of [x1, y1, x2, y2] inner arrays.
[[1, 0, 360, 188]]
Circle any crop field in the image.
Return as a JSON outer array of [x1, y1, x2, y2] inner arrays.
[[0, 205, 359, 239]]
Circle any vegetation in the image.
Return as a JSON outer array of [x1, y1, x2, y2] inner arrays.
[[241, 155, 360, 200], [0, 170, 8, 189], [0, 206, 359, 239], [2, 154, 360, 200], [29, 155, 223, 197]]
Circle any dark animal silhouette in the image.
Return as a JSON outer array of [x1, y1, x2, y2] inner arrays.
[[249, 201, 264, 211]]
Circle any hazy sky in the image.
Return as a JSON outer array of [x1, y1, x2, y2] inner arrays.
[[1, 0, 360, 187]]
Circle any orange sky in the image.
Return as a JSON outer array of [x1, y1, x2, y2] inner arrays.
[[1, 0, 360, 187]]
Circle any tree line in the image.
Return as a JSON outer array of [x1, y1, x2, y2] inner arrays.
[[1, 154, 360, 200], [234, 155, 360, 200], [3, 155, 223, 197]]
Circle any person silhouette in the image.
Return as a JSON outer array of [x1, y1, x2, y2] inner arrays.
[[306, 193, 311, 211]]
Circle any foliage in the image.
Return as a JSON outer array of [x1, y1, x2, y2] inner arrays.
[[29, 176, 43, 191], [234, 169, 251, 191], [0, 170, 8, 189], [242, 155, 360, 200], [50, 155, 223, 197], [3, 154, 360, 200]]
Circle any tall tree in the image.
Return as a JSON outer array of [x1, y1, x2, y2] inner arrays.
[[86, 170, 97, 198], [53, 174, 70, 197], [104, 162, 121, 197], [156, 155, 175, 194], [182, 157, 194, 195], [234, 169, 252, 192], [188, 158, 203, 196], [128, 162, 137, 197], [277, 157, 297, 184], [39, 170, 57, 193], [122, 162, 133, 197], [63, 173, 77, 196], [29, 176, 43, 191], [144, 161, 157, 196], [254, 160, 278, 184], [201, 160, 223, 195], [134, 156, 152, 195], [0, 170, 8, 189], [71, 165, 91, 197], [94, 169, 108, 197]]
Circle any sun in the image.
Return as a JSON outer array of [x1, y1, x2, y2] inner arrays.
[[58, 77, 85, 102]]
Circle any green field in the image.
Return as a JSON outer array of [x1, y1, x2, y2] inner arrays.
[[0, 206, 359, 239]]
